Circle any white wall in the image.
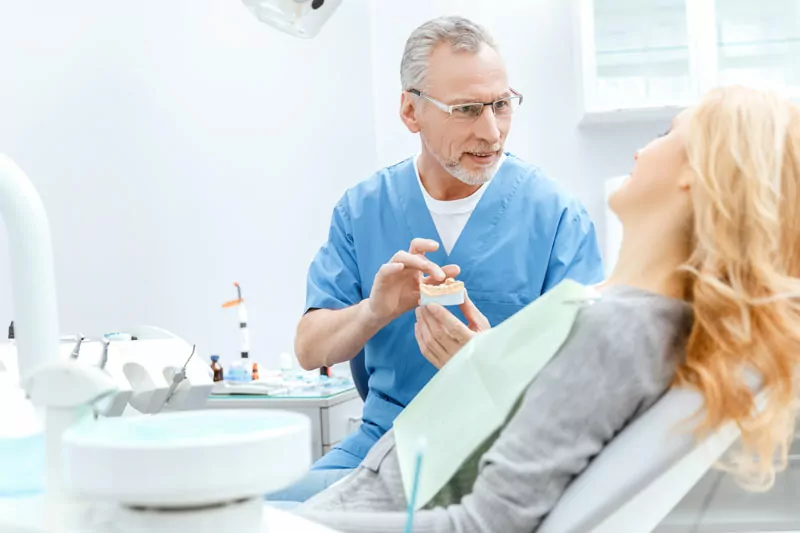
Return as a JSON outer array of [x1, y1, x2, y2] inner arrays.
[[0, 0, 679, 371], [0, 0, 377, 368], [369, 0, 671, 257]]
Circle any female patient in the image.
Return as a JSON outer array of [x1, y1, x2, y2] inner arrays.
[[295, 86, 800, 532]]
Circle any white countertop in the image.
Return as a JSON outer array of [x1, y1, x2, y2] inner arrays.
[[208, 387, 360, 409]]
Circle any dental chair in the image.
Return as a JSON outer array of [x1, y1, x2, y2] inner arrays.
[[538, 385, 766, 533]]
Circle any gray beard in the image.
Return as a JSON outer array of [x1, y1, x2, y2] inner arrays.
[[420, 134, 502, 186], [442, 158, 499, 185], [433, 149, 502, 186]]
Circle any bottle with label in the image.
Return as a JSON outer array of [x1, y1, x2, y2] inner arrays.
[[228, 354, 253, 382], [251, 362, 259, 381], [210, 355, 224, 382]]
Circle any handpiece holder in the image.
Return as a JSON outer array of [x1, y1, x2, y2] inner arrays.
[[24, 360, 119, 501]]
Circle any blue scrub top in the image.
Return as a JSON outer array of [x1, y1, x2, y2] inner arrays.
[[305, 154, 604, 470]]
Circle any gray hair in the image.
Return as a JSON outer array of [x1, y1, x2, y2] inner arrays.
[[400, 16, 498, 92]]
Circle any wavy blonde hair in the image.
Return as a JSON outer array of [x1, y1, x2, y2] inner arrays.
[[675, 86, 800, 489]]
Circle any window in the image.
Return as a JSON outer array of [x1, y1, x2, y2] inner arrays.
[[592, 0, 692, 110], [580, 0, 800, 123], [716, 0, 800, 91]]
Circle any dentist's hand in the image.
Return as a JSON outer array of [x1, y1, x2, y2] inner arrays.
[[366, 239, 460, 327], [415, 291, 490, 369]]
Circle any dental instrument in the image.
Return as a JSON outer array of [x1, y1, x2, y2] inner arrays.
[[223, 282, 255, 381], [69, 335, 85, 360], [223, 282, 251, 358], [94, 337, 132, 418], [98, 338, 110, 370], [404, 437, 427, 533], [155, 344, 197, 413]]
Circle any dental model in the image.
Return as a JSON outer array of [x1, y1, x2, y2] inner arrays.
[[420, 278, 465, 307]]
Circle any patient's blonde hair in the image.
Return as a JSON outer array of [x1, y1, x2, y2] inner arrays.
[[675, 86, 800, 490]]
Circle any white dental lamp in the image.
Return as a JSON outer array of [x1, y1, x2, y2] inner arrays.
[[242, 0, 342, 38]]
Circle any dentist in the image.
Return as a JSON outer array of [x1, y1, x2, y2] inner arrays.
[[273, 15, 605, 502]]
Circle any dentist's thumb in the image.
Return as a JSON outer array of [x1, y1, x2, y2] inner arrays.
[[459, 290, 491, 332]]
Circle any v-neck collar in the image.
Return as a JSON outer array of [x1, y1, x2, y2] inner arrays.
[[395, 153, 523, 276]]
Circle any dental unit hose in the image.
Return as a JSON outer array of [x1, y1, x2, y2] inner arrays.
[[156, 344, 197, 413]]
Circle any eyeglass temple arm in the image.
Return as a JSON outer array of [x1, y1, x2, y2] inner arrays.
[[407, 88, 523, 109], [406, 89, 451, 113]]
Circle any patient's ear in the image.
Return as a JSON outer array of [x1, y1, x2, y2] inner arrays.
[[677, 166, 695, 191]]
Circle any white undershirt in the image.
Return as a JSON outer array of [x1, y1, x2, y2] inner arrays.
[[414, 154, 506, 255]]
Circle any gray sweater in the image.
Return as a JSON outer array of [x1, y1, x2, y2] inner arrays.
[[297, 285, 693, 533]]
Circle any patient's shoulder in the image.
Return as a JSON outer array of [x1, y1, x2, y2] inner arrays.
[[578, 285, 691, 343], [565, 285, 693, 385]]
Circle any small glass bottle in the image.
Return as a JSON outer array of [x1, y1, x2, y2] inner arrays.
[[252, 362, 260, 381], [228, 354, 252, 382], [210, 355, 224, 382]]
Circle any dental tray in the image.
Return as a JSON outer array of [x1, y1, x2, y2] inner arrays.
[[211, 381, 290, 396]]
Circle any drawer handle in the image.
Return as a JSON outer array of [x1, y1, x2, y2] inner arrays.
[[348, 416, 362, 432]]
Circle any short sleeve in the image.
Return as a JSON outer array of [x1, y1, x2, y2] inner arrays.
[[542, 203, 605, 292], [305, 200, 363, 313]]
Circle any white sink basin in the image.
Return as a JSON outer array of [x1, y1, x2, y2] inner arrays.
[[62, 409, 311, 508]]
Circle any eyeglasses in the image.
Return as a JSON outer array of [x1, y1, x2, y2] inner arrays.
[[407, 88, 523, 120]]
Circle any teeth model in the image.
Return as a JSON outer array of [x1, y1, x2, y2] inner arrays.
[[420, 278, 466, 307]]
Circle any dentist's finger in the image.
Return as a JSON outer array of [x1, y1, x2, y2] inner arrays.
[[421, 264, 461, 285], [390, 251, 445, 280], [409, 238, 440, 255]]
